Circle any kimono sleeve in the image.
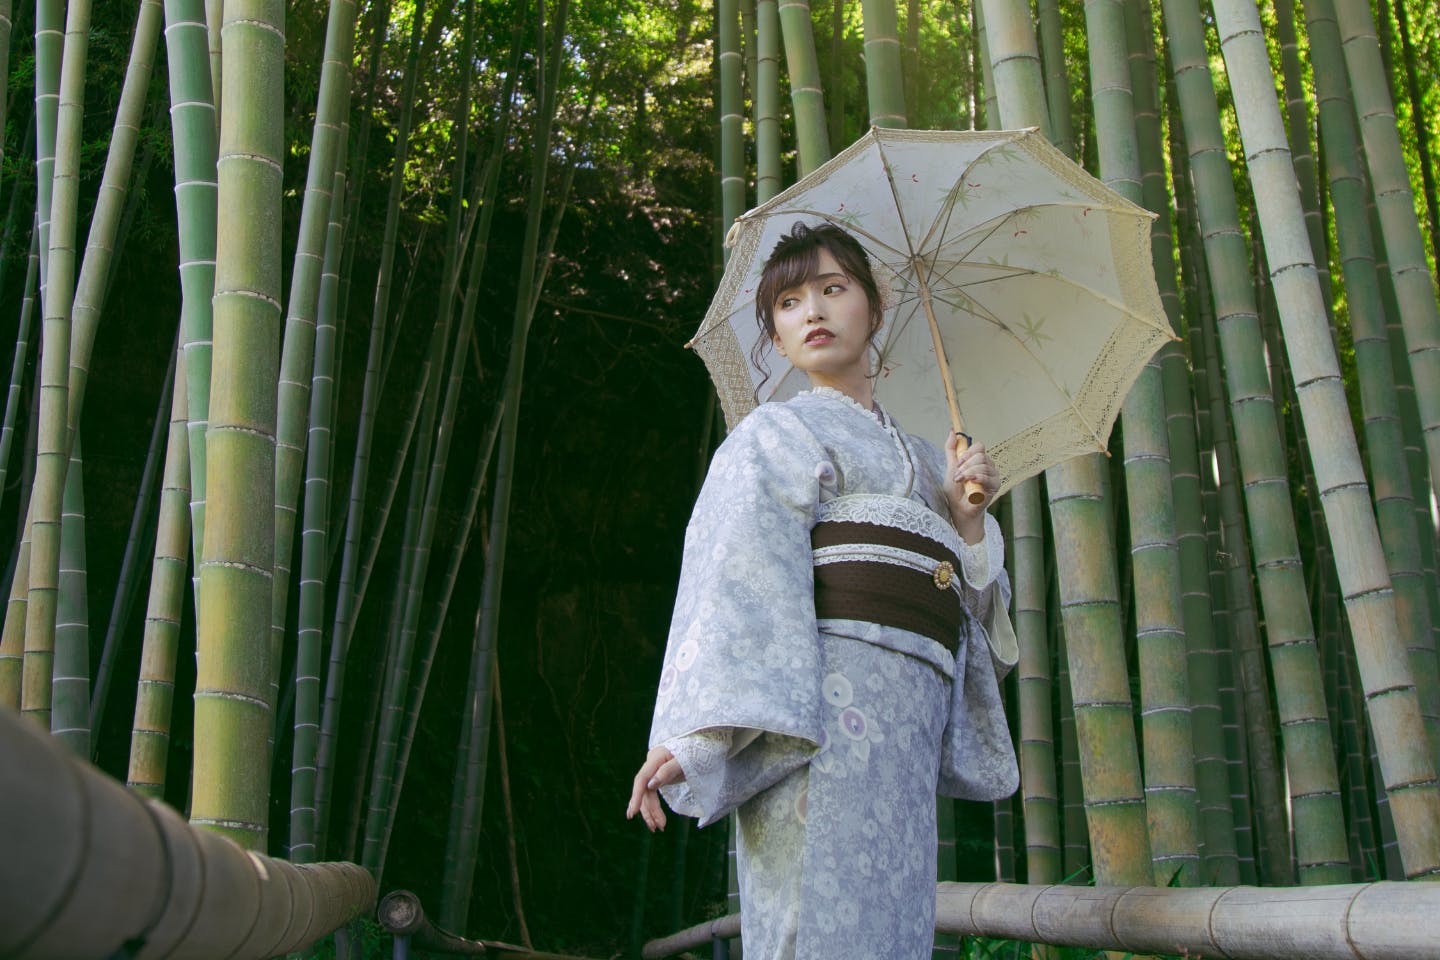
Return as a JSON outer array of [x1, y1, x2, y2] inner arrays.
[[647, 403, 833, 758]]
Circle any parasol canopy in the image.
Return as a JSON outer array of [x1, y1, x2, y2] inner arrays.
[[692, 126, 1175, 496]]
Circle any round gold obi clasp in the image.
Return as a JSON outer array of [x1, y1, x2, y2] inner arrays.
[[932, 560, 954, 590]]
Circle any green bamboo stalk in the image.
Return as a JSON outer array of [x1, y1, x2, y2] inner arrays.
[[973, 0, 995, 132], [754, 0, 781, 203], [442, 0, 570, 929], [1331, 0, 1440, 504], [1085, 0, 1201, 886], [1128, 0, 1237, 883], [66, 0, 162, 446], [126, 352, 189, 801], [1306, 0, 1440, 771], [975, 0, 1155, 888], [1388, 0, 1440, 266], [205, 0, 221, 124], [1169, 91, 1272, 883], [91, 342, 175, 751], [861, 0, 906, 127], [719, 0, 745, 225], [0, 223, 38, 543], [1036, 0, 1073, 158], [1198, 286, 1269, 883], [23, 0, 93, 730], [316, 356, 432, 846], [361, 382, 439, 877], [777, 0, 830, 174], [297, 159, 347, 855], [289, 135, 352, 864], [33, 0, 61, 297], [993, 792, 1016, 882], [1212, 0, 1440, 878], [271, 0, 359, 763], [332, 0, 390, 330], [50, 437, 87, 757], [1271, 0, 1330, 316], [1014, 477, 1060, 883], [1160, 0, 1346, 884], [189, 0, 283, 851], [0, 542, 30, 710], [163, 0, 218, 603]]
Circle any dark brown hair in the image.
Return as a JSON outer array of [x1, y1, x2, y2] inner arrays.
[[750, 222, 884, 392]]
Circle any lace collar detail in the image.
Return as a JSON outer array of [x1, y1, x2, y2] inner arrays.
[[803, 385, 886, 426]]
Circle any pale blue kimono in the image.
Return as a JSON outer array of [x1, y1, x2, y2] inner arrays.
[[648, 387, 1019, 960]]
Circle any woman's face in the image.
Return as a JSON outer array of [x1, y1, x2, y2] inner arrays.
[[769, 249, 877, 386]]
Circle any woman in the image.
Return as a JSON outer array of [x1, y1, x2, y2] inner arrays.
[[626, 222, 1018, 959]]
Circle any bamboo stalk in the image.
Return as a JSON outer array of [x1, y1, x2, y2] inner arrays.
[[860, 0, 906, 128], [776, 0, 830, 174], [933, 880, 1440, 959], [2, 706, 373, 959], [127, 351, 191, 801], [190, 0, 284, 852]]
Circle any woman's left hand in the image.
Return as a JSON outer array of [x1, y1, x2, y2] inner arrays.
[[944, 433, 998, 544]]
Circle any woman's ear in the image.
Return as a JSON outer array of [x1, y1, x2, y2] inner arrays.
[[773, 333, 786, 356]]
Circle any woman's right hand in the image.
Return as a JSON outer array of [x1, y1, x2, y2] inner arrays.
[[626, 744, 684, 832]]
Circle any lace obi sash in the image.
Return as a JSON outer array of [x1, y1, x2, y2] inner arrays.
[[811, 495, 969, 654]]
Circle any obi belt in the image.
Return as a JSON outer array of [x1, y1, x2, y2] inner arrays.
[[810, 494, 975, 656]]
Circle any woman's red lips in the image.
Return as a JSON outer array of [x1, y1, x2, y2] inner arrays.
[[805, 328, 834, 343]]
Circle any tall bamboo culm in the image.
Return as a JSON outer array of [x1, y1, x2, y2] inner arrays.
[[860, 0, 905, 128], [1160, 0, 1345, 884], [22, 0, 93, 729], [162, 0, 219, 603], [1126, 0, 1237, 883], [978, 0, 1155, 888], [190, 0, 284, 851], [127, 355, 190, 800], [1085, 0, 1201, 885], [281, 0, 359, 865], [776, 0, 830, 174]]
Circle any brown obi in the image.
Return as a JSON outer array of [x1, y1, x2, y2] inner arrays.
[[810, 519, 965, 655]]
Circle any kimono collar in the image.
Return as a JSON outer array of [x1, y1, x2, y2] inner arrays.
[[804, 385, 888, 427]]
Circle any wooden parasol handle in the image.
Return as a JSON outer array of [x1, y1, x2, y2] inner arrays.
[[914, 258, 986, 506]]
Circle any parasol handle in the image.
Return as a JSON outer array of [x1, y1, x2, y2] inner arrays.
[[915, 258, 987, 506]]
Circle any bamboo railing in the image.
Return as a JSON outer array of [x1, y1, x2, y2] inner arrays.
[[0, 706, 374, 958], [643, 881, 1440, 959]]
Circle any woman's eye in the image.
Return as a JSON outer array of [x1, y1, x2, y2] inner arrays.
[[779, 297, 798, 309], [824, 283, 845, 295]]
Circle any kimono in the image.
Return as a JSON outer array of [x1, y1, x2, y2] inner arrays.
[[647, 386, 1019, 960]]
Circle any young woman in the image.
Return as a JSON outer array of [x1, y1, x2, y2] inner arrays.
[[627, 222, 1018, 960]]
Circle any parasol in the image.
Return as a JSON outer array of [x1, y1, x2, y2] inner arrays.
[[691, 126, 1175, 497]]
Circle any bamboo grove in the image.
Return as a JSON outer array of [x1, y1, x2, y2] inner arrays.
[[0, 0, 1438, 955]]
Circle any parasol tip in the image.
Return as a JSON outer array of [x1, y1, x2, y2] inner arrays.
[[724, 220, 743, 249], [683, 339, 695, 350]]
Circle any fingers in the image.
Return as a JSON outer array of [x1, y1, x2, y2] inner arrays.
[[642, 791, 667, 831], [627, 747, 679, 832], [951, 442, 998, 490]]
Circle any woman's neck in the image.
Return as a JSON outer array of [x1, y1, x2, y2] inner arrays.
[[807, 371, 873, 411]]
